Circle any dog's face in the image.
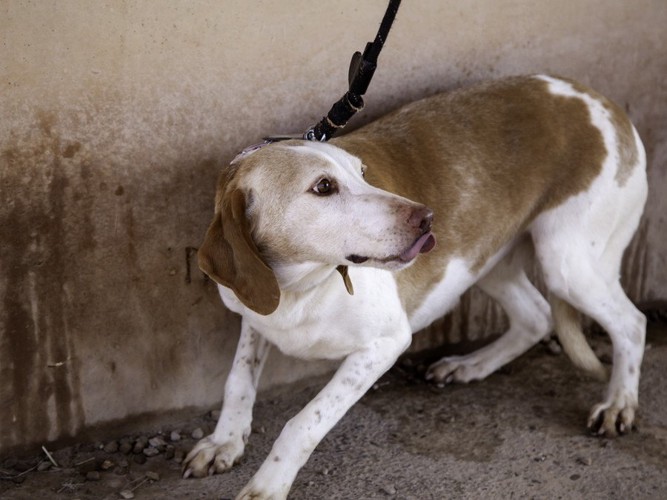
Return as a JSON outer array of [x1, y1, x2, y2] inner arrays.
[[198, 140, 435, 314]]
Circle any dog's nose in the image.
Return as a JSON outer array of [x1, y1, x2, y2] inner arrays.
[[408, 206, 434, 233]]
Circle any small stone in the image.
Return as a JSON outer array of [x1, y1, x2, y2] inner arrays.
[[191, 428, 204, 440], [380, 483, 397, 495], [570, 474, 581, 480], [119, 442, 133, 455], [133, 436, 148, 454], [104, 441, 119, 453], [149, 437, 167, 450], [210, 410, 221, 420], [119, 490, 135, 499], [142, 447, 160, 457], [576, 455, 592, 466], [164, 445, 175, 460], [86, 471, 101, 481], [37, 461, 53, 471], [146, 471, 160, 481], [101, 459, 115, 470], [169, 431, 181, 442], [546, 339, 562, 355], [133, 454, 147, 465]]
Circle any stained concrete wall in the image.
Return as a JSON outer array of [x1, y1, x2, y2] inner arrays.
[[1, 0, 665, 455]]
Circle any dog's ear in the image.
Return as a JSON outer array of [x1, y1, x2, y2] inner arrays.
[[198, 188, 280, 315]]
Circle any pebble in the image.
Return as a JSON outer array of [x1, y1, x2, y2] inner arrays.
[[142, 447, 160, 457], [164, 445, 175, 460], [146, 471, 160, 481], [104, 441, 119, 453], [37, 461, 53, 472], [576, 455, 592, 466], [101, 459, 115, 470], [85, 471, 101, 481], [380, 483, 397, 495], [133, 437, 148, 454], [546, 339, 562, 355], [119, 442, 133, 455], [209, 410, 221, 420], [191, 428, 204, 440], [149, 436, 167, 448], [133, 454, 147, 465], [170, 431, 182, 442], [119, 490, 135, 499]]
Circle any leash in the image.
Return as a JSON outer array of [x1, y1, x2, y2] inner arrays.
[[260, 0, 402, 146], [303, 0, 402, 142]]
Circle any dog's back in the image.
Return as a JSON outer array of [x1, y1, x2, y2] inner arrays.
[[333, 75, 645, 319]]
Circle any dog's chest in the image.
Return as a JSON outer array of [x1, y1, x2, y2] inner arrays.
[[222, 269, 410, 360]]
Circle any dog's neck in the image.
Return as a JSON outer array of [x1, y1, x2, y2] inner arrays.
[[271, 261, 343, 294]]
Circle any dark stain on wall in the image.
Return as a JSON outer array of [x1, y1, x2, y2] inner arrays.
[[0, 111, 86, 449]]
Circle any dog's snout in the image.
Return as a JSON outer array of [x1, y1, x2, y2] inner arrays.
[[408, 206, 434, 233]]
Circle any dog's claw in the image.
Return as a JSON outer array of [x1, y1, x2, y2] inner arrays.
[[182, 434, 245, 479], [425, 355, 488, 385], [587, 401, 636, 438]]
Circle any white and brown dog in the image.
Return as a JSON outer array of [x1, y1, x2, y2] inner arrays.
[[184, 75, 647, 499]]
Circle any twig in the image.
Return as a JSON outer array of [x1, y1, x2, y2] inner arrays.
[[73, 456, 95, 467], [41, 445, 59, 467]]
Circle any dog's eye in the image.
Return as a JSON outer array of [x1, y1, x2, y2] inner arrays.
[[313, 178, 335, 195]]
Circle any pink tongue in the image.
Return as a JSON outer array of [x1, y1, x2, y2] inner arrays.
[[400, 232, 436, 262]]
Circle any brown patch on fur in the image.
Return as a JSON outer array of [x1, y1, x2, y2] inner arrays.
[[333, 76, 608, 314], [198, 166, 281, 315]]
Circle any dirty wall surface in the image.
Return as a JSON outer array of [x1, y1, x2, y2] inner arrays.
[[1, 0, 666, 455]]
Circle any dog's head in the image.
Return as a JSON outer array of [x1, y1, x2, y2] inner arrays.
[[198, 140, 435, 315]]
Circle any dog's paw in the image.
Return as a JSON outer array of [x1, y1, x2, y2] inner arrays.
[[587, 399, 637, 437], [236, 480, 289, 500], [182, 435, 244, 478], [425, 355, 488, 385]]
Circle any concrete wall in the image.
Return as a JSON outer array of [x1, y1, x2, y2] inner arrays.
[[1, 0, 665, 455]]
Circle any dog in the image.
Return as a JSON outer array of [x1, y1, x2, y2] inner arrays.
[[183, 75, 647, 499]]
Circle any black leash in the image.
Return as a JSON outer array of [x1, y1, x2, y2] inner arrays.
[[303, 0, 402, 142], [260, 0, 402, 146]]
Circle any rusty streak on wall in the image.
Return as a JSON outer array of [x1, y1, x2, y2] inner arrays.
[[1, 0, 666, 455]]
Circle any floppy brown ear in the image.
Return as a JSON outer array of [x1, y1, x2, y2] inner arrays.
[[198, 188, 280, 315]]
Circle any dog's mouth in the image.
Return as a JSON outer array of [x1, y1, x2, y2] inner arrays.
[[346, 231, 436, 265], [399, 231, 436, 262]]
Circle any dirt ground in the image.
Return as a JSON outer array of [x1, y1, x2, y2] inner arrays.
[[2, 319, 666, 500]]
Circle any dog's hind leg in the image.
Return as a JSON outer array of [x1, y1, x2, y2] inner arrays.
[[183, 320, 270, 478], [426, 240, 552, 384]]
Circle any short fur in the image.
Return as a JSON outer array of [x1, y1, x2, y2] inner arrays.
[[185, 75, 647, 499]]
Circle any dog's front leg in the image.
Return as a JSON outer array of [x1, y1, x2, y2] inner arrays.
[[236, 332, 410, 500], [183, 320, 270, 478]]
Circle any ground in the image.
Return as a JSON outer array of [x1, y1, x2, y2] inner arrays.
[[2, 320, 666, 500]]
